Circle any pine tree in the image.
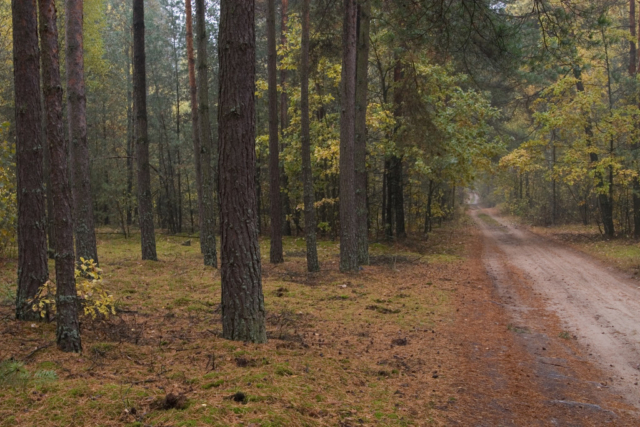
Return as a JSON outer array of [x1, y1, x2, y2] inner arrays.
[[12, 0, 49, 321], [195, 0, 217, 267], [301, 0, 319, 272], [66, 0, 99, 264], [267, 0, 284, 264], [339, 0, 359, 272], [39, 0, 81, 352], [133, 0, 158, 260], [218, 0, 267, 343]]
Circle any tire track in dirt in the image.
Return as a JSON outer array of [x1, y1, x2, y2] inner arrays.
[[470, 204, 640, 419], [448, 213, 637, 425]]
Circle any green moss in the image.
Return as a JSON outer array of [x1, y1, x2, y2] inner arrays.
[[202, 379, 224, 389]]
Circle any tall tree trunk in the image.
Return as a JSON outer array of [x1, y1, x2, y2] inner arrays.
[[339, 0, 358, 272], [66, 0, 98, 264], [44, 128, 55, 259], [126, 41, 134, 227], [39, 0, 81, 352], [218, 0, 267, 342], [383, 159, 392, 239], [186, 0, 205, 251], [392, 59, 406, 239], [632, 0, 640, 238], [355, 0, 370, 265], [300, 0, 319, 272], [267, 0, 284, 263], [280, 0, 292, 237], [133, 0, 158, 260], [12, 0, 49, 321], [196, 0, 218, 267]]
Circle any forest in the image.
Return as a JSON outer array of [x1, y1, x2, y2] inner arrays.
[[3, 0, 640, 425]]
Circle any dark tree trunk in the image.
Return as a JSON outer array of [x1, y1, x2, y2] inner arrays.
[[383, 159, 392, 239], [300, 0, 319, 272], [185, 0, 204, 248], [12, 0, 49, 321], [39, 0, 81, 352], [395, 157, 406, 237], [218, 0, 267, 343], [133, 0, 158, 260], [392, 59, 406, 239], [196, 0, 218, 267], [355, 0, 370, 265], [126, 43, 133, 227], [339, 0, 358, 272], [631, 0, 640, 238], [280, 0, 292, 237], [267, 0, 283, 263], [44, 129, 56, 259], [66, 0, 98, 264]]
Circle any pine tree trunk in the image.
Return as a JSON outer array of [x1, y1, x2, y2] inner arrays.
[[12, 0, 49, 321], [66, 0, 98, 264], [185, 0, 204, 249], [267, 0, 284, 263], [339, 0, 358, 272], [133, 0, 158, 260], [39, 0, 81, 352], [195, 0, 218, 267], [392, 59, 406, 239], [632, 0, 640, 238], [218, 0, 267, 343], [126, 42, 134, 228], [280, 0, 292, 237], [355, 0, 370, 265], [301, 0, 319, 272], [44, 131, 56, 259]]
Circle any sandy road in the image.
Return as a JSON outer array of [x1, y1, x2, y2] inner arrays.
[[472, 205, 640, 410]]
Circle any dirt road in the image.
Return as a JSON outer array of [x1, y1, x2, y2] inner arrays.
[[472, 204, 640, 416]]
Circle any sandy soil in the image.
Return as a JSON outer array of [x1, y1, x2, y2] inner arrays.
[[471, 203, 640, 415]]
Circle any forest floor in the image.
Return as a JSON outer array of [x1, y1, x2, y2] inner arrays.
[[1, 212, 640, 426]]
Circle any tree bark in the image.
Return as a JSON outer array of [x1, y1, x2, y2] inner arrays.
[[392, 59, 406, 239], [39, 0, 81, 352], [185, 0, 204, 248], [300, 0, 319, 272], [632, 0, 640, 238], [339, 0, 358, 272], [355, 0, 370, 265], [267, 0, 284, 263], [218, 0, 267, 342], [66, 0, 98, 264], [195, 0, 218, 267], [133, 0, 158, 260], [280, 0, 292, 237], [12, 0, 49, 321]]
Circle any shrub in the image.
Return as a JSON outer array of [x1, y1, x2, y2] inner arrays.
[[31, 258, 116, 320]]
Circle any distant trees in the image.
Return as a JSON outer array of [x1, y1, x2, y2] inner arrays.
[[133, 0, 157, 261], [218, 0, 267, 342], [12, 0, 49, 321]]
